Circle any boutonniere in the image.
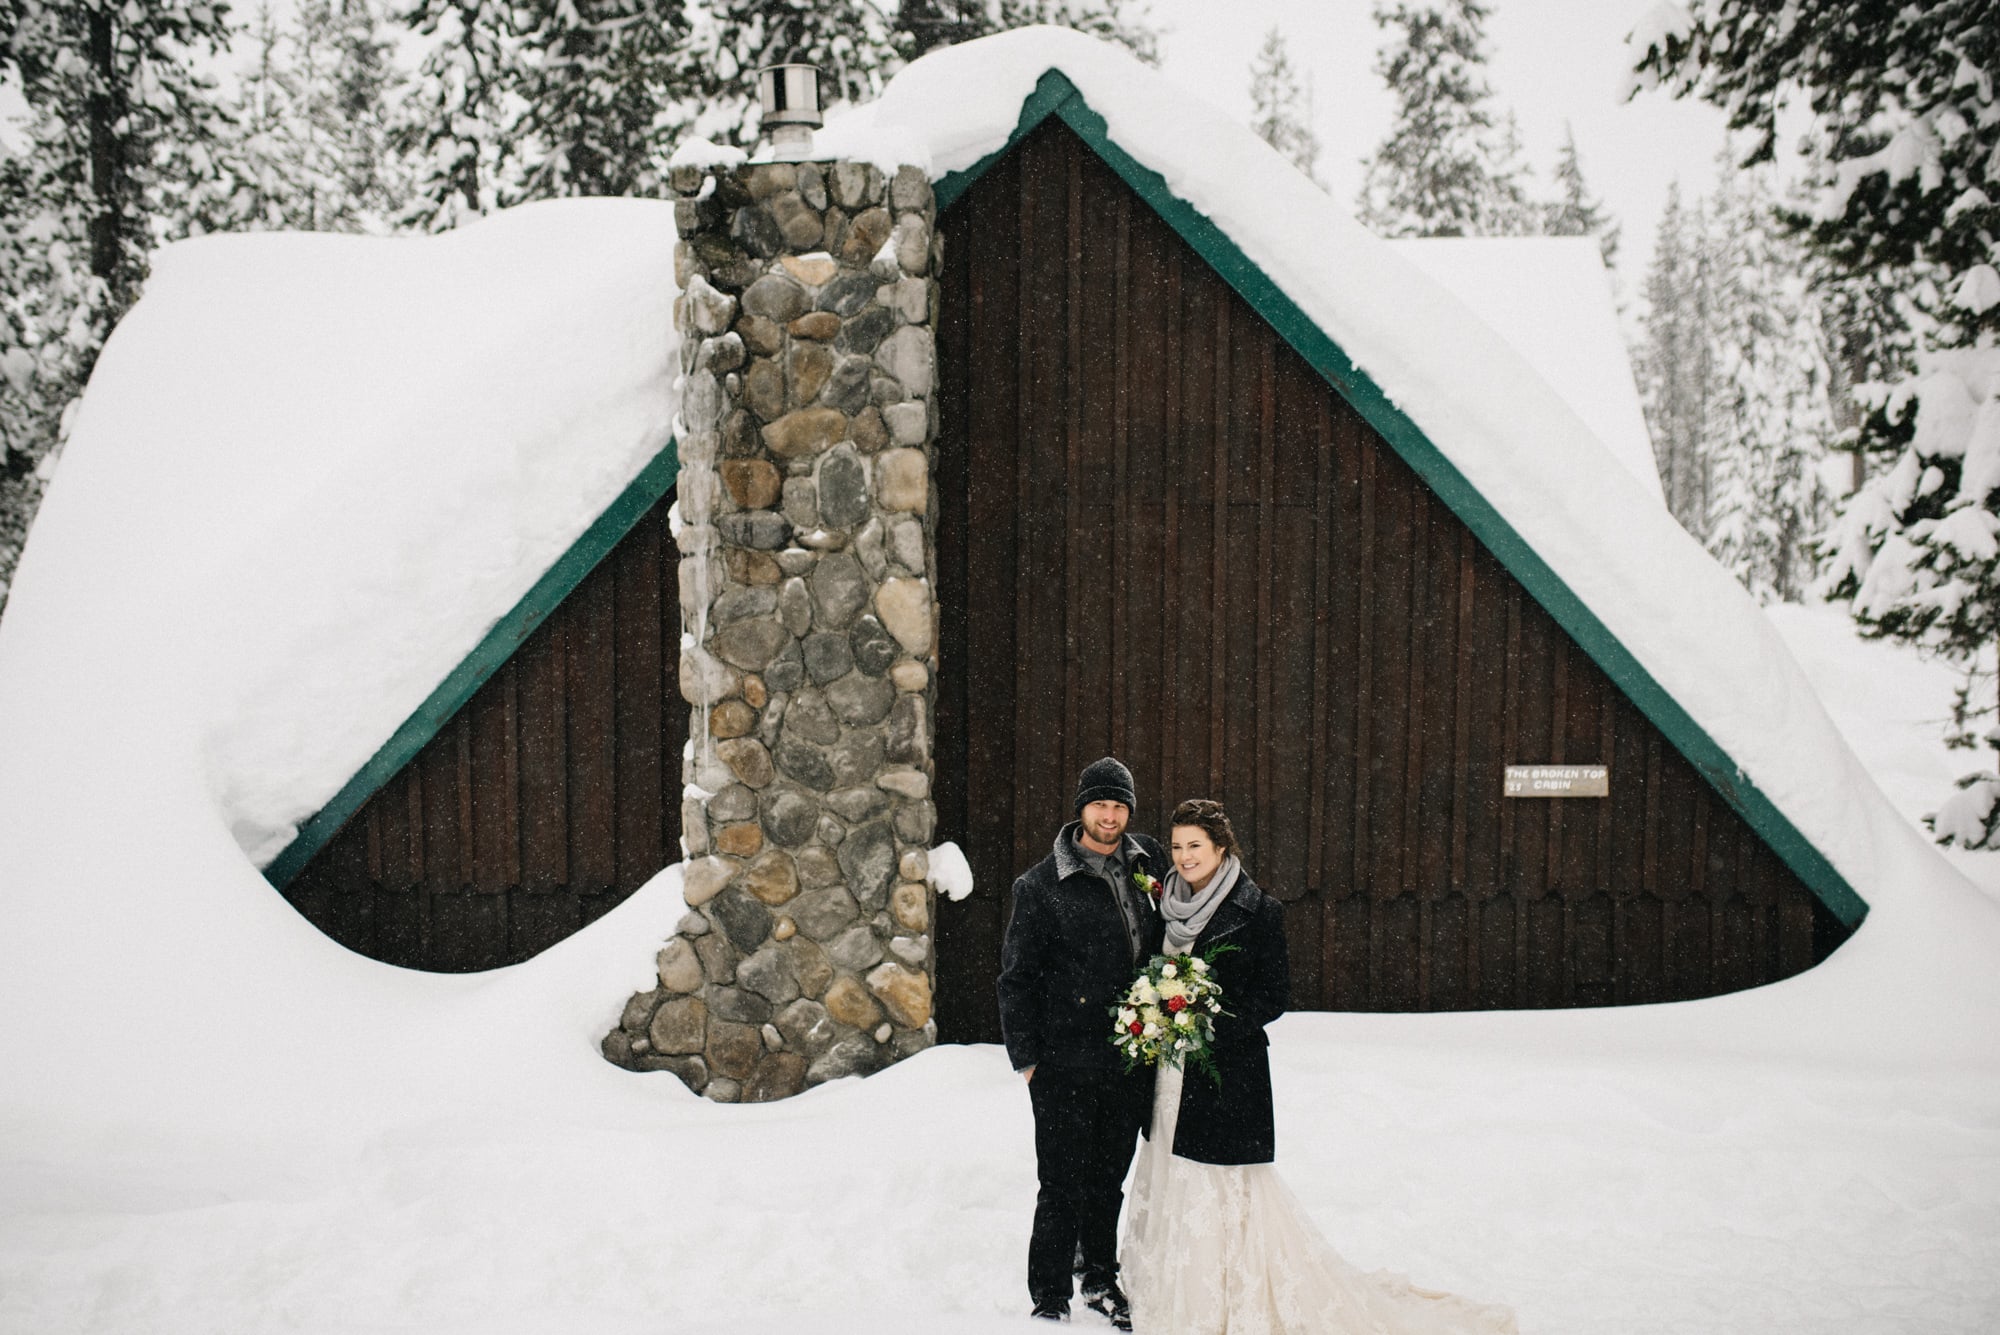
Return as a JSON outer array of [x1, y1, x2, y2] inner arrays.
[[1132, 870, 1161, 903]]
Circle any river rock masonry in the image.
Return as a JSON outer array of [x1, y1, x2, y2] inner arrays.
[[601, 157, 944, 1104]]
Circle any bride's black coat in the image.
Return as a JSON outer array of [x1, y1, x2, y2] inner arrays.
[[1151, 873, 1290, 1166]]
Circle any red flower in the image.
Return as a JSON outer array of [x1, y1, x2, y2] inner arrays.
[[1128, 1021, 1143, 1035], [1166, 995, 1186, 1013]]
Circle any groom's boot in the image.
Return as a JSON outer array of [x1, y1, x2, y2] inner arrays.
[[1081, 1280, 1132, 1331]]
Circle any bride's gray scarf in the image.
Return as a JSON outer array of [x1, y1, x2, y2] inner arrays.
[[1160, 854, 1241, 955]]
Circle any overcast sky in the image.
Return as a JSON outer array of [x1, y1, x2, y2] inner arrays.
[[1147, 0, 1733, 288]]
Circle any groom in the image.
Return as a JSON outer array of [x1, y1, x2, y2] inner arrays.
[[997, 756, 1166, 1328]]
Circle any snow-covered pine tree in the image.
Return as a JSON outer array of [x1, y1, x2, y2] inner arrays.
[[295, 0, 409, 228], [225, 4, 310, 230], [0, 146, 60, 612], [207, 0, 406, 233], [1356, 0, 1534, 237], [395, 0, 523, 230], [399, 0, 693, 223], [1248, 27, 1321, 186], [1701, 163, 1833, 603], [1544, 123, 1619, 267], [0, 0, 234, 612], [1636, 0, 2000, 841], [1482, 109, 1541, 235], [504, 0, 689, 203], [896, 0, 1157, 65], [1634, 182, 1714, 536]]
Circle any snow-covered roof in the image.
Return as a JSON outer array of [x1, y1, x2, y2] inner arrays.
[[4, 200, 682, 869], [1386, 236, 1663, 503]]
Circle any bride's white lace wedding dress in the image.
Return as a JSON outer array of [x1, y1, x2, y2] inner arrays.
[[1121, 1063, 1518, 1335]]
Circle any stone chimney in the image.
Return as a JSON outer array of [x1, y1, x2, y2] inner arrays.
[[601, 154, 943, 1102]]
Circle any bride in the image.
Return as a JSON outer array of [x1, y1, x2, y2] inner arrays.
[[1120, 798, 1517, 1335]]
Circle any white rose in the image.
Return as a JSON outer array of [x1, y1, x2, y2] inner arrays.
[[1142, 1022, 1159, 1038], [1190, 958, 1209, 974], [1161, 963, 1178, 979]]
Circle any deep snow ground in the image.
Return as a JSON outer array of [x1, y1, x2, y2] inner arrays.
[[1764, 601, 2000, 901], [2, 967, 1995, 1334]]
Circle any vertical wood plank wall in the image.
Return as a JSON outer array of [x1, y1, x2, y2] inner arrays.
[[933, 120, 1846, 1040], [283, 493, 686, 971]]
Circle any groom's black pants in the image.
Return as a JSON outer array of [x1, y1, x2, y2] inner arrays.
[[1026, 1063, 1150, 1305]]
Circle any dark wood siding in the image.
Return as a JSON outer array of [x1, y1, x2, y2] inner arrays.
[[933, 119, 1848, 1039], [283, 491, 686, 971]]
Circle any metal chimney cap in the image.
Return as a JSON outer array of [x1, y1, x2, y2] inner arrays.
[[757, 63, 823, 130]]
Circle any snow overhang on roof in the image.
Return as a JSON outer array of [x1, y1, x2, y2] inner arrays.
[[1385, 237, 1663, 504], [813, 26, 1868, 927]]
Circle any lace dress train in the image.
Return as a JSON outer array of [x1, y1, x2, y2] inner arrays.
[[1121, 1064, 1517, 1335]]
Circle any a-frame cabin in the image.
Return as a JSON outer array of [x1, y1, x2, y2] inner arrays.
[[269, 49, 1864, 1037]]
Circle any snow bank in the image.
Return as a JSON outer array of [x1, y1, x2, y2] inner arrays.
[[0, 199, 683, 1146]]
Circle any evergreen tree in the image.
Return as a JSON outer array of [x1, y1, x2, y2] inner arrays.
[[210, 0, 406, 233], [1634, 0, 1996, 352], [1635, 182, 1714, 535], [1356, 0, 1534, 237], [1701, 164, 1833, 603], [1636, 168, 1834, 599], [296, 0, 409, 228], [1637, 0, 2000, 835], [226, 4, 306, 230], [1248, 27, 1321, 185], [1814, 263, 1918, 493], [897, 0, 1157, 66], [506, 0, 690, 203], [1543, 123, 1619, 267], [1482, 109, 1541, 234], [395, 0, 522, 230], [0, 0, 235, 612], [398, 0, 693, 226]]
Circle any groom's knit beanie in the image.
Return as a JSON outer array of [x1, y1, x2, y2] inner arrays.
[[1074, 756, 1137, 813]]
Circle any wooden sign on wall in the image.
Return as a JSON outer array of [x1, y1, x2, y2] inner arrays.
[[1504, 765, 1610, 797]]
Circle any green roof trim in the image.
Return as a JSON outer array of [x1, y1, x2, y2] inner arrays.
[[262, 439, 681, 890], [939, 71, 1867, 929]]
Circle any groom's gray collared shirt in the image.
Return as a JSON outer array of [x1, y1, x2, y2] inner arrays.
[[1075, 831, 1145, 965]]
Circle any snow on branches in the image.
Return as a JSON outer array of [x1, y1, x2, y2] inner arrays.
[[1637, 0, 2000, 843]]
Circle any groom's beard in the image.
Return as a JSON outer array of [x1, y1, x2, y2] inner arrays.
[[1084, 814, 1127, 849]]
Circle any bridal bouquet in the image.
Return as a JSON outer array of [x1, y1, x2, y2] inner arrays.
[[1110, 948, 1233, 1084]]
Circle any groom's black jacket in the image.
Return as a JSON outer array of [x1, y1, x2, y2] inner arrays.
[[997, 822, 1166, 1075]]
